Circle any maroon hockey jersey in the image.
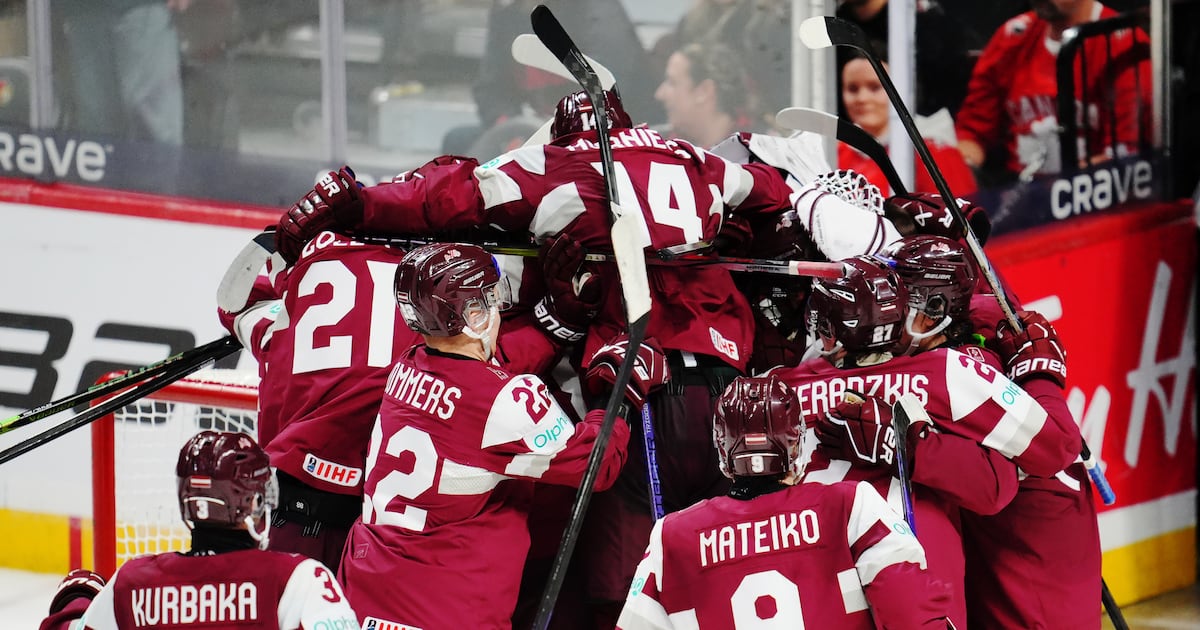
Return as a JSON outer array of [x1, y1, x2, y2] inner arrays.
[[616, 480, 951, 629], [78, 550, 358, 629], [354, 128, 797, 371], [338, 345, 629, 629]]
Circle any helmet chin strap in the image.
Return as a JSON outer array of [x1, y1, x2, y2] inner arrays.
[[904, 309, 952, 354], [461, 307, 501, 360], [245, 505, 271, 551]]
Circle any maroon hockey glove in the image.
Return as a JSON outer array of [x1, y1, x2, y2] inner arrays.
[[585, 335, 670, 409], [992, 310, 1068, 388], [47, 569, 106, 615], [816, 393, 925, 476], [276, 166, 363, 264], [534, 233, 602, 343], [883, 192, 992, 245]]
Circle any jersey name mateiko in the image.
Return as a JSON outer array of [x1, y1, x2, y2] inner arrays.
[[699, 509, 822, 567]]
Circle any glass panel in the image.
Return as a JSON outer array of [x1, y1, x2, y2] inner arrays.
[[0, 1, 29, 129]]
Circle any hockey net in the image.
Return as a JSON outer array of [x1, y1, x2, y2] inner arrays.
[[90, 368, 259, 578]]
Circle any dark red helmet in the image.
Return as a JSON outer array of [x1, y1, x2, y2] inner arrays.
[[883, 235, 976, 327], [550, 89, 633, 140], [176, 431, 275, 530], [806, 256, 910, 363], [394, 242, 512, 336], [713, 375, 804, 478]]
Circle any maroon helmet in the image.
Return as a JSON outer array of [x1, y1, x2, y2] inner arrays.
[[176, 431, 276, 532], [806, 256, 910, 363], [883, 235, 976, 332], [550, 89, 633, 140], [394, 242, 512, 336], [713, 375, 804, 478]]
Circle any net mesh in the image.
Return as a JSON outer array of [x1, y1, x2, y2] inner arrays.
[[107, 369, 258, 566]]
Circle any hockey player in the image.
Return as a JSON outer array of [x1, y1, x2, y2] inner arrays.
[[274, 88, 877, 623], [59, 430, 361, 630], [616, 374, 953, 629], [218, 227, 596, 571], [338, 242, 665, 630]]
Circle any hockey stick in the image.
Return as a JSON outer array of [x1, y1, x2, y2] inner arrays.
[[798, 15, 1117, 508], [775, 106, 910, 195], [0, 336, 241, 465], [0, 335, 242, 435], [216, 230, 276, 313], [512, 33, 617, 147], [530, 6, 653, 628], [891, 394, 925, 534], [362, 237, 845, 279]]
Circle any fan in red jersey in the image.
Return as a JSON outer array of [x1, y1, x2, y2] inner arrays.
[[337, 242, 666, 630], [616, 374, 953, 629], [42, 431, 359, 630]]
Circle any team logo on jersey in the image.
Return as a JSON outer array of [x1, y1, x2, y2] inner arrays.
[[363, 616, 424, 630], [963, 345, 987, 364], [302, 453, 363, 487], [709, 327, 740, 362]]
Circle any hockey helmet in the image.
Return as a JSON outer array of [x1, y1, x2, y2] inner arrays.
[[882, 235, 976, 331], [550, 89, 633, 140], [394, 242, 512, 337], [806, 255, 910, 364], [176, 431, 277, 532], [713, 375, 804, 478]]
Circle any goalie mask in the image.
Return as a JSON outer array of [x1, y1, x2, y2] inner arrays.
[[394, 243, 512, 339], [177, 431, 277, 549], [713, 375, 804, 479], [807, 256, 910, 366], [883, 235, 977, 347], [550, 89, 633, 140]]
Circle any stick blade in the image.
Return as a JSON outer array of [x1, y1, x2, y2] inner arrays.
[[775, 107, 839, 137], [217, 231, 275, 312], [610, 205, 652, 322], [512, 33, 616, 90], [798, 16, 834, 50]]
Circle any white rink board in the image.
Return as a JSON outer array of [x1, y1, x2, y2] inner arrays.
[[0, 202, 261, 516]]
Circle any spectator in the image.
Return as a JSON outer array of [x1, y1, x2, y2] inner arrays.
[[956, 0, 1152, 179], [840, 49, 978, 195], [56, 0, 185, 144], [655, 42, 762, 148], [835, 0, 979, 118]]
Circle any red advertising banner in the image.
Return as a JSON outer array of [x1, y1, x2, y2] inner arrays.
[[989, 202, 1196, 512]]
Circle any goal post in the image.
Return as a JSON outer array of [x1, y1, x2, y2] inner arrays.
[[90, 369, 259, 578]]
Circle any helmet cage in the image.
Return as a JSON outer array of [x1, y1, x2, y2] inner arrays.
[[713, 376, 804, 479], [395, 243, 511, 337], [882, 236, 976, 343]]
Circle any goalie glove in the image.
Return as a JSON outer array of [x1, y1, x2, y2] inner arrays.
[[533, 233, 602, 343], [584, 334, 670, 410], [276, 166, 363, 264], [815, 392, 927, 476], [883, 192, 992, 245], [791, 179, 901, 260], [992, 310, 1067, 388]]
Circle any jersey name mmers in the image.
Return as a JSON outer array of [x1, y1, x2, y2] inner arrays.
[[356, 128, 797, 370], [79, 551, 357, 630], [339, 345, 628, 629]]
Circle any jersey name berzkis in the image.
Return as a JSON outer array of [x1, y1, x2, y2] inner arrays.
[[794, 372, 930, 417], [699, 509, 821, 567], [129, 581, 257, 626], [385, 360, 461, 420]]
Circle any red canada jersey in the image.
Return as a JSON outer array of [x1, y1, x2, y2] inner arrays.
[[616, 480, 951, 629], [339, 345, 629, 629], [772, 347, 1080, 478], [838, 140, 978, 196], [357, 129, 797, 371], [956, 5, 1150, 174], [79, 551, 357, 629]]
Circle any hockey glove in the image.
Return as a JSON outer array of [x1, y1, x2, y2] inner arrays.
[[816, 393, 926, 476], [276, 166, 363, 264], [584, 334, 670, 409], [883, 192, 992, 245], [47, 568, 106, 615], [534, 233, 602, 343], [992, 310, 1067, 387]]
